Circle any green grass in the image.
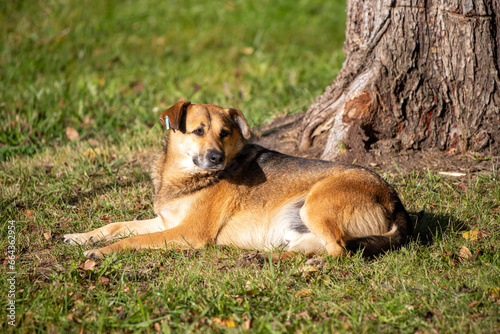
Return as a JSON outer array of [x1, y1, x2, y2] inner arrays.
[[2, 0, 500, 333], [0, 0, 345, 160], [1, 144, 499, 332]]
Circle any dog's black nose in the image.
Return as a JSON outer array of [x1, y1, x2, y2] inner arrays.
[[208, 150, 225, 165]]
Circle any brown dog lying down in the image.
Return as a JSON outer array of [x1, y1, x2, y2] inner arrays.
[[64, 101, 412, 259]]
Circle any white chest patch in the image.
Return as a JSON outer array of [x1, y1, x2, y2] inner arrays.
[[157, 198, 195, 229]]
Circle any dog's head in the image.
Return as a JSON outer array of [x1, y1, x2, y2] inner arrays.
[[159, 101, 250, 173]]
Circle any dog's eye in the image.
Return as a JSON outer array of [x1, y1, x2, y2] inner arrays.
[[193, 128, 204, 136], [220, 130, 229, 139]]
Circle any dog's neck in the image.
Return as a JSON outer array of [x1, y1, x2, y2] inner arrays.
[[153, 133, 223, 200], [154, 134, 259, 201]]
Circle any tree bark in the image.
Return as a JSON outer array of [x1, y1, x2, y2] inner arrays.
[[299, 0, 500, 160]]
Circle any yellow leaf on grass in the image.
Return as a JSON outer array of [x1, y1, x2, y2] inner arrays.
[[212, 316, 236, 328], [462, 230, 490, 241], [83, 147, 102, 161]]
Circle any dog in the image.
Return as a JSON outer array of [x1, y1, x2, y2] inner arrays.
[[64, 101, 412, 259]]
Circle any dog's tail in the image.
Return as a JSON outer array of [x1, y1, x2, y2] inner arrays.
[[345, 201, 413, 257]]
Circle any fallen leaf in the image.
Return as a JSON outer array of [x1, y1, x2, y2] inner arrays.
[[295, 311, 311, 320], [236, 252, 264, 266], [98, 277, 110, 285], [458, 246, 472, 261], [299, 265, 319, 274], [468, 300, 480, 308], [43, 232, 52, 240], [83, 147, 102, 161], [295, 289, 313, 297], [24, 209, 35, 220], [243, 318, 252, 330], [462, 230, 490, 241], [487, 287, 499, 301], [87, 138, 100, 146], [240, 47, 254, 55], [66, 127, 79, 141], [212, 316, 236, 328], [66, 313, 80, 323], [78, 259, 96, 271]]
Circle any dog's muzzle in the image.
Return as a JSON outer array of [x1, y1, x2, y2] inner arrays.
[[193, 150, 226, 170]]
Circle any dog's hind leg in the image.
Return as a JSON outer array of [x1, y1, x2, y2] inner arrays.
[[299, 201, 346, 257], [63, 216, 167, 245], [299, 173, 391, 257]]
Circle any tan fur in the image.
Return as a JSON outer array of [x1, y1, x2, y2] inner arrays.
[[64, 102, 412, 259]]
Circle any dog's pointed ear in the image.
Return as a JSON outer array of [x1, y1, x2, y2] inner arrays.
[[228, 108, 250, 139], [159, 101, 191, 130]]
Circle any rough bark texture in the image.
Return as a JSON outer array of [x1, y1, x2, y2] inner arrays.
[[299, 0, 500, 161]]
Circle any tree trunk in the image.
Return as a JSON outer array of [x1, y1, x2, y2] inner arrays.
[[299, 0, 500, 161]]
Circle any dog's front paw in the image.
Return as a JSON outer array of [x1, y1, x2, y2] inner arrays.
[[63, 233, 93, 245], [83, 249, 104, 259]]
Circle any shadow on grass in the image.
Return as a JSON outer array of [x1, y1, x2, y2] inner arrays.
[[65, 177, 151, 206], [409, 210, 468, 245]]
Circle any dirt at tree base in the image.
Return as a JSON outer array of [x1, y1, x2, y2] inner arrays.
[[254, 113, 498, 178]]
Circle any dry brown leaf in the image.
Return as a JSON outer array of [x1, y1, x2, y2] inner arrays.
[[295, 289, 313, 297], [43, 232, 52, 240], [296, 311, 311, 320], [24, 209, 35, 220], [243, 318, 252, 330], [458, 246, 472, 260], [65, 127, 79, 141], [468, 300, 480, 308], [98, 277, 110, 285], [87, 138, 100, 146], [66, 313, 79, 323], [240, 47, 254, 55], [79, 259, 96, 271], [299, 265, 319, 274]]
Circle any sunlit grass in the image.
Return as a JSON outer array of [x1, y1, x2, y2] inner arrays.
[[0, 0, 345, 159]]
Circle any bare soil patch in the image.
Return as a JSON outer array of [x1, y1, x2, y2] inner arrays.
[[254, 113, 498, 177]]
